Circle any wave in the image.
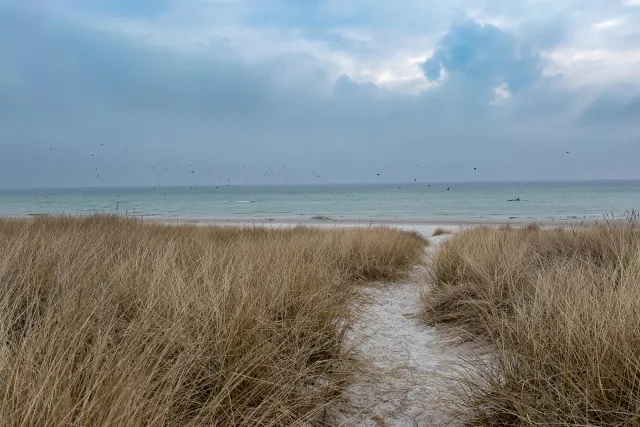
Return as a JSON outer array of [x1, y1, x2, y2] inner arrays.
[[220, 200, 254, 203]]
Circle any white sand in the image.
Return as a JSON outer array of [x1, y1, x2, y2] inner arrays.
[[162, 220, 464, 237], [333, 230, 474, 427], [158, 215, 593, 227]]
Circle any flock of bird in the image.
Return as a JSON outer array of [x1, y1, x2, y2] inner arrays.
[[47, 144, 574, 192]]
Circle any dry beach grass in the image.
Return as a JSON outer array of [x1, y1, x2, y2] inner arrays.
[[423, 223, 640, 426], [0, 215, 427, 426], [432, 227, 453, 237]]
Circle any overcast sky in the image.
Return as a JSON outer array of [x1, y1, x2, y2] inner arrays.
[[1, 0, 639, 188]]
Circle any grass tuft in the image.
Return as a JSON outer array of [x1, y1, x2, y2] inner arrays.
[[422, 223, 640, 426], [432, 227, 453, 237], [0, 215, 427, 426]]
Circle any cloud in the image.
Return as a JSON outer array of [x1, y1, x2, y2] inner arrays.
[[422, 19, 544, 98], [520, 18, 567, 49], [71, 0, 171, 19], [580, 87, 640, 125], [1, 2, 640, 188], [593, 19, 623, 30]]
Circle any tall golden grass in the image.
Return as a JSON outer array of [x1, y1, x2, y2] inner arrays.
[[0, 215, 427, 426], [422, 224, 640, 426]]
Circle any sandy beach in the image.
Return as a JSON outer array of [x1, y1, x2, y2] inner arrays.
[[158, 216, 598, 227], [161, 219, 456, 238]]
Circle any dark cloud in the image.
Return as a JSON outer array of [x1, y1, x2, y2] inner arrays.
[[580, 89, 640, 125], [0, 10, 273, 120], [422, 19, 544, 95], [521, 19, 567, 49]]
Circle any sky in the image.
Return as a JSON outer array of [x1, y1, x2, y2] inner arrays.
[[1, 0, 639, 188]]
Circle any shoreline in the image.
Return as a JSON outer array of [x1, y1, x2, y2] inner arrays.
[[149, 215, 605, 227], [2, 213, 616, 227]]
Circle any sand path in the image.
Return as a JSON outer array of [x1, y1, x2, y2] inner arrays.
[[334, 231, 470, 426]]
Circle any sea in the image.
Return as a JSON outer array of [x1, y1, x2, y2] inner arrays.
[[0, 180, 638, 224]]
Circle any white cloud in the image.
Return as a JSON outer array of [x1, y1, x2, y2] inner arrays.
[[547, 48, 640, 88], [489, 85, 513, 106], [328, 27, 373, 43], [593, 19, 623, 30]]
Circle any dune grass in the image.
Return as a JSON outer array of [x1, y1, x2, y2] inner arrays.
[[0, 215, 427, 426], [432, 227, 453, 237], [422, 224, 640, 426]]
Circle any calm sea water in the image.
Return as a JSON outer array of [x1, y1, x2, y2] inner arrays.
[[0, 181, 638, 223]]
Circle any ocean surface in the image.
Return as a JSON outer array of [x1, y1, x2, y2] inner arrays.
[[0, 181, 638, 223]]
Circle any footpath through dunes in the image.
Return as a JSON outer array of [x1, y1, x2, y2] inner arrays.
[[336, 227, 476, 427]]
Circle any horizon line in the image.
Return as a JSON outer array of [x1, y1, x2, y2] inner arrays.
[[2, 177, 640, 191]]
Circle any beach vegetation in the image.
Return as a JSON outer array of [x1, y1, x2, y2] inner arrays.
[[422, 223, 640, 426], [0, 215, 427, 426], [432, 227, 453, 236]]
